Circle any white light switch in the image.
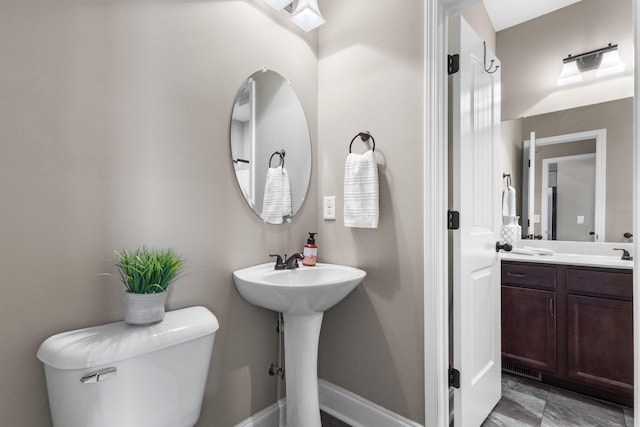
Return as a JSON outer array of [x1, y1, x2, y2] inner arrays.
[[323, 196, 336, 220], [533, 214, 540, 223], [577, 215, 585, 224]]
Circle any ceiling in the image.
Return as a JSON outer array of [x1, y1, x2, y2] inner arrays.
[[483, 0, 583, 31]]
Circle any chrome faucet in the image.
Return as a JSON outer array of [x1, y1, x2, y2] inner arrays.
[[613, 248, 633, 261], [284, 252, 304, 269]]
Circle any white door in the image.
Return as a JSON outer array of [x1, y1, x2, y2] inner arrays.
[[450, 16, 502, 426]]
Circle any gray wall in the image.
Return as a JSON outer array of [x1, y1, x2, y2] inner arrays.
[[317, 0, 425, 423], [0, 1, 318, 425], [556, 156, 597, 241], [1, 0, 430, 425]]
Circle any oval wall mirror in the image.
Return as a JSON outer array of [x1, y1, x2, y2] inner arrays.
[[230, 69, 312, 223]]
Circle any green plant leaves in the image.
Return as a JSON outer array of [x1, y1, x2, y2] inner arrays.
[[114, 246, 184, 294]]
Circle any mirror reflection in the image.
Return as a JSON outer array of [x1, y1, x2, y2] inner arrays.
[[230, 69, 311, 223], [521, 98, 633, 242]]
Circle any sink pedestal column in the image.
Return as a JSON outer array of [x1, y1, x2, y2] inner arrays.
[[282, 312, 324, 427]]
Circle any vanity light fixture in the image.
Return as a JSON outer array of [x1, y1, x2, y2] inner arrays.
[[596, 47, 625, 77], [558, 43, 624, 86], [290, 0, 325, 32]]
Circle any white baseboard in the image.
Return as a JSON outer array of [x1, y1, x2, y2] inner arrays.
[[318, 379, 423, 427], [234, 399, 284, 427], [234, 379, 423, 427]]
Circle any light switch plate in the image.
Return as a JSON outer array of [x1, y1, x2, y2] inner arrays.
[[323, 196, 336, 220], [577, 215, 585, 224], [533, 214, 540, 223]]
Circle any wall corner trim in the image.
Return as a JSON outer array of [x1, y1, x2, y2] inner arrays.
[[233, 380, 424, 427]]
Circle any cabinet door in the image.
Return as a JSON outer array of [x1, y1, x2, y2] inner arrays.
[[567, 295, 633, 394], [502, 286, 556, 373]]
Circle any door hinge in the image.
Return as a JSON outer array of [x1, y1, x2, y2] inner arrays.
[[528, 159, 531, 167], [449, 367, 460, 389], [448, 210, 460, 230], [448, 54, 460, 75]]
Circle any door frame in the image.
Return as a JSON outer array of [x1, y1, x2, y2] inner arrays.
[[524, 129, 607, 242], [423, 1, 640, 426]]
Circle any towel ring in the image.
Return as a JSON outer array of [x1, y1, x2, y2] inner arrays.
[[269, 150, 285, 168], [349, 131, 376, 153]]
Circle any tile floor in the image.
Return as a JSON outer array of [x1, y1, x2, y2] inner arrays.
[[320, 373, 634, 426], [482, 374, 634, 427], [321, 410, 351, 427]]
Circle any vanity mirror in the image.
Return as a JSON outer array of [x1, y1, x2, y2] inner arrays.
[[521, 98, 633, 243], [230, 69, 311, 221]]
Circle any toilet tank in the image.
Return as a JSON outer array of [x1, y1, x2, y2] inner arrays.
[[37, 306, 219, 427]]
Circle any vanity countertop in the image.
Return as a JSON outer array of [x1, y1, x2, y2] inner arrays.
[[501, 252, 633, 269]]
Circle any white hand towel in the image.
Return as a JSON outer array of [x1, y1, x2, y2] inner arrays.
[[282, 167, 292, 217], [344, 150, 379, 228], [502, 186, 516, 218], [261, 166, 291, 224]]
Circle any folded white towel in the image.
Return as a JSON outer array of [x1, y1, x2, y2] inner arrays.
[[344, 150, 379, 228], [502, 186, 516, 222], [510, 248, 538, 256], [261, 166, 292, 224], [523, 246, 555, 255]]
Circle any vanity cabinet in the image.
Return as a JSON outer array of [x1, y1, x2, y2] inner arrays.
[[501, 263, 557, 373], [501, 261, 633, 406]]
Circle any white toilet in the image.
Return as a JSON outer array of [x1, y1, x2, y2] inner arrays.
[[37, 306, 219, 427]]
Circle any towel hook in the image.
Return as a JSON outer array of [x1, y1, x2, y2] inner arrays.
[[268, 150, 285, 168], [349, 131, 376, 153], [503, 173, 512, 187], [483, 42, 499, 74]]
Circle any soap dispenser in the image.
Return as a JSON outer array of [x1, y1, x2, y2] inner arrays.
[[302, 232, 318, 266]]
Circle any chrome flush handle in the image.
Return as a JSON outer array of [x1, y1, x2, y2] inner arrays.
[[80, 367, 117, 384]]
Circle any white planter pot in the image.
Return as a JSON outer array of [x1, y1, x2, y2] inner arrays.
[[124, 291, 167, 325]]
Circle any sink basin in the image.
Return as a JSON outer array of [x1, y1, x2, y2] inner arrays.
[[232, 262, 366, 427], [232, 262, 366, 315]]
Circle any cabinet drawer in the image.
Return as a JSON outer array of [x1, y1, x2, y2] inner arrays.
[[502, 262, 556, 290], [567, 268, 632, 300]]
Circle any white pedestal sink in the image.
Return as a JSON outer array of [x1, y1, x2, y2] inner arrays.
[[232, 262, 366, 427]]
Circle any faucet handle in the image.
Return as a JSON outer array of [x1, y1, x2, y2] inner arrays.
[[613, 248, 633, 261], [269, 254, 286, 270]]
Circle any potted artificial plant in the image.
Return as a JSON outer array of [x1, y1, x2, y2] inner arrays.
[[113, 246, 184, 325]]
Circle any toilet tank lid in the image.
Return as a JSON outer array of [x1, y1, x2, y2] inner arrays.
[[37, 306, 219, 370]]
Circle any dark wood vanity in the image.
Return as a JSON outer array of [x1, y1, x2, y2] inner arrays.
[[501, 260, 633, 407]]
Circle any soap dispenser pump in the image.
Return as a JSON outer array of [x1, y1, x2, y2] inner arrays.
[[302, 232, 318, 266]]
